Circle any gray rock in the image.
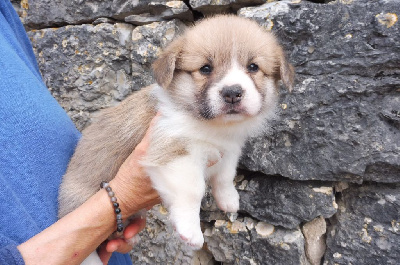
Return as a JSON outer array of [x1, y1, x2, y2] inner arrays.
[[131, 20, 186, 66], [324, 183, 400, 265], [237, 172, 336, 229], [22, 0, 192, 29], [204, 218, 310, 265], [125, 1, 191, 25], [238, 0, 400, 183], [129, 19, 186, 100], [29, 23, 134, 129], [130, 205, 196, 264], [28, 20, 183, 130], [189, 0, 265, 15]]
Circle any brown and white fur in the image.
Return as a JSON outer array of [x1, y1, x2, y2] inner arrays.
[[58, 15, 294, 264]]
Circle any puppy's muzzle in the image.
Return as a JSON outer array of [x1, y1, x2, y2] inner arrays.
[[221, 85, 243, 104]]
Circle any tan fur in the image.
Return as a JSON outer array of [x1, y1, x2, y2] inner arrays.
[[144, 137, 189, 166], [58, 15, 294, 222]]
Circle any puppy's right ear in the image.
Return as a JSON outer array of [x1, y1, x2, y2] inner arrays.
[[152, 37, 184, 89]]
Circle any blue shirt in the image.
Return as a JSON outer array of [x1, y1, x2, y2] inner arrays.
[[0, 1, 131, 264]]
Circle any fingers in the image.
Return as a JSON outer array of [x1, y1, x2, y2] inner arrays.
[[123, 216, 146, 239], [102, 215, 147, 257], [105, 238, 131, 254]]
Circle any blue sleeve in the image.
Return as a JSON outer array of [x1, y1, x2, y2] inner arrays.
[[0, 245, 25, 265]]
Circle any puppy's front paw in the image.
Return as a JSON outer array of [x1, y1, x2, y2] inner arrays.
[[213, 186, 240, 213], [171, 215, 204, 249], [177, 226, 204, 249]]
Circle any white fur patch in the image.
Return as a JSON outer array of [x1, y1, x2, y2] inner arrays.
[[208, 61, 262, 119]]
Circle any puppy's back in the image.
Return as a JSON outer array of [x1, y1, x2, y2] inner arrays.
[[58, 86, 157, 218]]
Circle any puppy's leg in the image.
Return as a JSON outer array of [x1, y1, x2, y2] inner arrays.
[[145, 155, 206, 249], [210, 149, 241, 213]]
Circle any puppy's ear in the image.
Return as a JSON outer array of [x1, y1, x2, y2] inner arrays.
[[278, 49, 295, 92], [152, 37, 184, 89]]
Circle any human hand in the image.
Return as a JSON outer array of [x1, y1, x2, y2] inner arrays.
[[98, 216, 146, 265]]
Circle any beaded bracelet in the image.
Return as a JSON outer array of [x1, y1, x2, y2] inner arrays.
[[100, 181, 124, 233]]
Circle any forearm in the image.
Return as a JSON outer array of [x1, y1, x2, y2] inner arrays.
[[18, 189, 115, 265], [17, 115, 160, 265]]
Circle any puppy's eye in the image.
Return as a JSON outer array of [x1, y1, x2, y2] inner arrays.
[[199, 64, 213, 75], [247, 63, 259, 73]]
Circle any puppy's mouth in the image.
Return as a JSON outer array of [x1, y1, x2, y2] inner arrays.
[[223, 104, 246, 115], [227, 109, 240, 115], [221, 106, 246, 115], [216, 105, 253, 123]]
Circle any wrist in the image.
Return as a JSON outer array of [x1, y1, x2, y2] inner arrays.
[[109, 178, 138, 220], [100, 181, 124, 233]]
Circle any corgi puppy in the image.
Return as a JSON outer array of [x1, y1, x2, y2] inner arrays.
[[58, 15, 294, 264]]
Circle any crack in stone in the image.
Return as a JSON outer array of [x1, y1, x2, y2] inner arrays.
[[182, 0, 205, 21], [304, 0, 336, 3]]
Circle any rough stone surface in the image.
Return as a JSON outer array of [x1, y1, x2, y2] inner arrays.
[[189, 0, 265, 15], [324, 183, 400, 265], [204, 217, 310, 265], [238, 172, 336, 229], [130, 205, 196, 264], [239, 0, 400, 183], [202, 172, 337, 229], [28, 20, 184, 130], [14, 0, 400, 264], [21, 0, 193, 29]]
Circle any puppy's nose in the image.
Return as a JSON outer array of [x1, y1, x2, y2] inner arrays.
[[221, 85, 243, 104]]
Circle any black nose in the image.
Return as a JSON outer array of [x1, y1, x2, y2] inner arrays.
[[221, 85, 243, 104]]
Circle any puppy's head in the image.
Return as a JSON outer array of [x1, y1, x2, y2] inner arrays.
[[152, 15, 294, 123]]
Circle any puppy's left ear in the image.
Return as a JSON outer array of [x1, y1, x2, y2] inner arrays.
[[152, 37, 184, 89], [278, 50, 295, 92]]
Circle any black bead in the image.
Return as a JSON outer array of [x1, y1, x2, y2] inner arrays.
[[113, 202, 119, 208], [117, 226, 124, 232], [100, 181, 107, 189], [115, 208, 121, 214]]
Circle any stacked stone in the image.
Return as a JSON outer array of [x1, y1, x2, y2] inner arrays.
[[16, 0, 400, 264]]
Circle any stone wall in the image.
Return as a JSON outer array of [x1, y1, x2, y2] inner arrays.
[[13, 0, 400, 264]]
